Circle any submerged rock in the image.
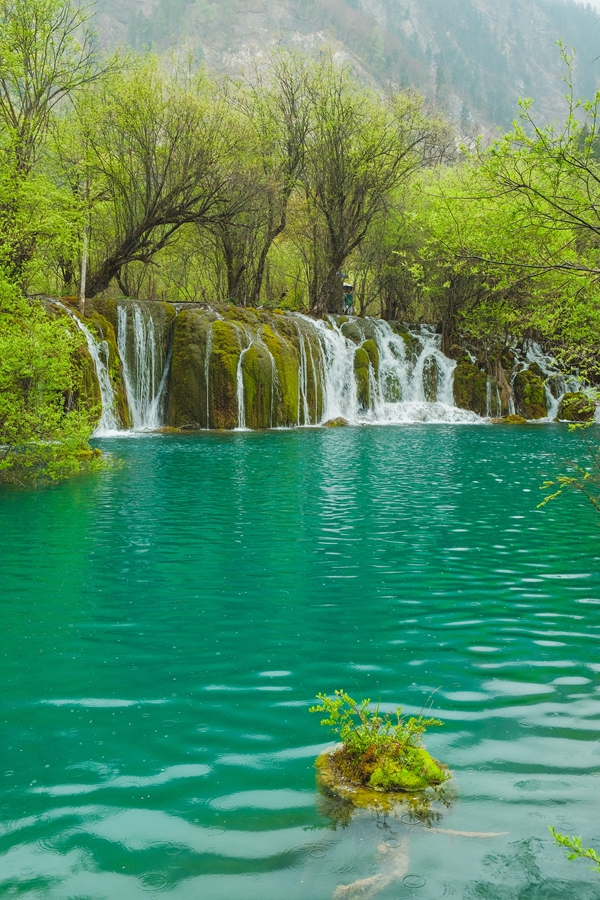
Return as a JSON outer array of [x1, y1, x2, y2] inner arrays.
[[494, 414, 528, 424], [323, 417, 349, 427], [557, 392, 596, 422]]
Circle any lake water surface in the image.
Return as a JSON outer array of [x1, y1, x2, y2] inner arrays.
[[2, 426, 600, 899]]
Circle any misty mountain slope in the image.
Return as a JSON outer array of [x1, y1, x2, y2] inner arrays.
[[93, 0, 600, 127]]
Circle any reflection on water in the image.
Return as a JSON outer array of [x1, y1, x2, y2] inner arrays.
[[1, 425, 600, 899]]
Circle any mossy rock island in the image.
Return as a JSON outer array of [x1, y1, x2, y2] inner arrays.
[[323, 417, 349, 427], [492, 414, 528, 424], [316, 741, 447, 806], [316, 749, 448, 821], [311, 690, 449, 816]]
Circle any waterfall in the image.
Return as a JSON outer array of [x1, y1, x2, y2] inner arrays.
[[296, 325, 311, 426], [205, 322, 213, 428], [53, 301, 119, 435], [116, 303, 170, 431], [57, 300, 596, 434], [306, 317, 359, 423], [236, 346, 251, 430], [365, 321, 471, 424], [524, 341, 585, 420], [266, 347, 280, 429], [234, 325, 254, 431], [288, 316, 482, 425]]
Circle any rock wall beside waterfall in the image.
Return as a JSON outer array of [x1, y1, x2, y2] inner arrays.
[[167, 307, 325, 430], [66, 297, 595, 432]]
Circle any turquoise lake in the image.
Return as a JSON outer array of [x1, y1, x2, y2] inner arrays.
[[2, 425, 600, 898]]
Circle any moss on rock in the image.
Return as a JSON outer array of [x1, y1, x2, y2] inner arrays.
[[317, 743, 447, 798], [422, 355, 438, 403], [71, 341, 102, 417], [323, 417, 349, 427], [453, 361, 489, 416], [209, 320, 243, 429], [557, 392, 596, 422], [340, 320, 363, 344], [260, 323, 299, 426], [167, 309, 215, 428], [362, 339, 379, 379], [241, 342, 274, 429], [354, 346, 370, 410], [495, 414, 528, 424], [513, 368, 548, 419]]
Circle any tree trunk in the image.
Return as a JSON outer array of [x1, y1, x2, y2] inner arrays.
[[79, 223, 88, 315]]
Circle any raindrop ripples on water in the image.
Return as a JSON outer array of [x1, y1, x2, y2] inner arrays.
[[1, 426, 600, 899]]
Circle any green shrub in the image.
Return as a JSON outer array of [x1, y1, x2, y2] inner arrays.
[[0, 280, 99, 486], [311, 689, 449, 792]]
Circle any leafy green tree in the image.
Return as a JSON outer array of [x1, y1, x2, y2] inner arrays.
[[419, 48, 600, 361], [311, 689, 447, 792], [0, 275, 97, 485], [62, 56, 240, 298], [0, 0, 102, 283], [299, 54, 448, 314], [201, 52, 312, 307]]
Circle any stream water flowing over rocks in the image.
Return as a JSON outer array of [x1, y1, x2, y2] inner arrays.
[[53, 298, 595, 436]]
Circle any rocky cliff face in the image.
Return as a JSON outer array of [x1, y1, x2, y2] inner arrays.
[[94, 0, 600, 130]]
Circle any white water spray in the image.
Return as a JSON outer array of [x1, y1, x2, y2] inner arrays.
[[53, 301, 119, 435], [234, 325, 254, 430], [205, 322, 213, 428], [293, 316, 480, 425], [116, 304, 170, 430]]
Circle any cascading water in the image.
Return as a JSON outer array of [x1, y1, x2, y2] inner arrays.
[[53, 301, 119, 435], [524, 342, 585, 420], [204, 322, 213, 429], [58, 299, 596, 434], [234, 325, 254, 431], [295, 315, 480, 425], [116, 303, 171, 431], [296, 325, 311, 426]]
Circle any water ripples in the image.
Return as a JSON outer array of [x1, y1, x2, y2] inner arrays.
[[1, 427, 600, 898]]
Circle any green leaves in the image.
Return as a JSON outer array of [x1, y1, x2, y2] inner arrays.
[[0, 278, 97, 485], [551, 827, 600, 873], [311, 690, 448, 793], [311, 689, 443, 757]]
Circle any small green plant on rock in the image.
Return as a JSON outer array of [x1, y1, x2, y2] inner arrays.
[[311, 690, 449, 792]]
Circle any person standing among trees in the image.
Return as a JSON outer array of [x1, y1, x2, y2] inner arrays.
[[343, 283, 354, 315]]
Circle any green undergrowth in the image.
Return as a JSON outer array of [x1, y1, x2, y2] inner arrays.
[[311, 690, 449, 793]]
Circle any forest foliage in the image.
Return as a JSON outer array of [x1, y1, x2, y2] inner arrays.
[[3, 0, 600, 482]]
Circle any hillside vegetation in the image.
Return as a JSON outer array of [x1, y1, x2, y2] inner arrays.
[[94, 0, 600, 128]]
